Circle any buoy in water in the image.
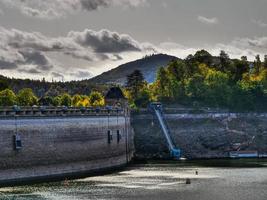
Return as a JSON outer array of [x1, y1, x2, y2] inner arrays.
[[63, 179, 70, 186], [186, 178, 191, 184]]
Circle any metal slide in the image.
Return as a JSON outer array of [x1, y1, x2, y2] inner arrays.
[[150, 103, 181, 159]]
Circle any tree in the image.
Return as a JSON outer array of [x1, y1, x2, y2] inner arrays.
[[167, 60, 188, 82], [52, 96, 61, 106], [185, 74, 205, 101], [60, 93, 72, 107], [0, 89, 17, 106], [0, 80, 9, 91], [193, 50, 213, 66], [72, 94, 82, 107], [154, 67, 170, 99], [17, 88, 38, 106], [77, 96, 90, 107], [264, 55, 267, 69], [219, 50, 231, 72], [232, 58, 249, 82], [89, 91, 104, 106], [204, 70, 232, 107], [134, 88, 151, 108], [126, 70, 145, 100], [38, 96, 53, 106], [254, 55, 262, 74]]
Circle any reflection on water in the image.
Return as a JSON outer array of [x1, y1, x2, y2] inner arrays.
[[1, 159, 267, 200]]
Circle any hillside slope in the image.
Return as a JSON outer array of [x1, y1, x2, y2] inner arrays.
[[89, 54, 179, 85]]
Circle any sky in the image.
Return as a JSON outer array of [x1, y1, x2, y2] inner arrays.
[[1, 0, 267, 81]]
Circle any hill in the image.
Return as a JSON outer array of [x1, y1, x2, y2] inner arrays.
[[89, 54, 179, 85]]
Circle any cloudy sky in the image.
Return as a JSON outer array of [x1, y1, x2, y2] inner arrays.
[[1, 0, 267, 81]]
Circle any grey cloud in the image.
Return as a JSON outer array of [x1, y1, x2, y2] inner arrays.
[[0, 26, 151, 78], [19, 68, 42, 74], [51, 72, 64, 78], [198, 16, 219, 25], [252, 19, 267, 28], [63, 51, 94, 61], [70, 70, 93, 78], [0, 60, 18, 70], [79, 0, 109, 11], [19, 50, 54, 71], [68, 29, 142, 53], [0, 26, 150, 65], [232, 37, 267, 49], [2, 0, 147, 19]]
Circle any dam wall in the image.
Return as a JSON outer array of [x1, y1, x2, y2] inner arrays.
[[133, 109, 267, 159], [0, 107, 134, 185]]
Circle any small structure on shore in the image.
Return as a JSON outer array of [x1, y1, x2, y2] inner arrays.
[[105, 87, 127, 108]]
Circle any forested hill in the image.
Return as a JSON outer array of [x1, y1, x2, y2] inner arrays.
[[89, 54, 179, 85], [0, 54, 178, 97]]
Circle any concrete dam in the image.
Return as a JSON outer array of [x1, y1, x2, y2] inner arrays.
[[0, 106, 134, 185], [0, 96, 267, 185]]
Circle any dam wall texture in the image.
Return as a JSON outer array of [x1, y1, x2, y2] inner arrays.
[[133, 109, 267, 159], [0, 107, 134, 185]]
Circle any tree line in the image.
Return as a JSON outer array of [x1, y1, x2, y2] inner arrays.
[[0, 88, 105, 107], [125, 50, 267, 111]]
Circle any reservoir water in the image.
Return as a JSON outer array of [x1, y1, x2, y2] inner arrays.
[[1, 159, 267, 200]]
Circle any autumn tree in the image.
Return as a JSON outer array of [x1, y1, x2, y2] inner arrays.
[[17, 88, 38, 106], [0, 89, 17, 106], [89, 91, 104, 106]]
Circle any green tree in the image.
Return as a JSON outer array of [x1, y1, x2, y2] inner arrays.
[[219, 50, 231, 72], [254, 55, 262, 74], [126, 70, 145, 97], [52, 96, 61, 106], [134, 88, 151, 108], [167, 60, 188, 82], [264, 55, 267, 69], [60, 93, 72, 107], [204, 70, 232, 107], [72, 94, 82, 107], [89, 91, 104, 106], [0, 89, 17, 106], [185, 74, 205, 101], [38, 96, 54, 106], [17, 88, 38, 106], [193, 50, 213, 66], [232, 58, 249, 82], [154, 67, 170, 100]]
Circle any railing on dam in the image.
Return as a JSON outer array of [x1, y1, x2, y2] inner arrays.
[[0, 106, 125, 118]]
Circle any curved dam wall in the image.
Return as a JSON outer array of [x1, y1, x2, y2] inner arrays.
[[0, 109, 134, 185], [133, 110, 267, 159]]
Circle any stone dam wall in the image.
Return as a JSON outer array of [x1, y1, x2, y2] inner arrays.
[[0, 108, 134, 185], [132, 110, 267, 159]]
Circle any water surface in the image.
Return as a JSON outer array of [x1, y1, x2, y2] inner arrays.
[[1, 159, 267, 200]]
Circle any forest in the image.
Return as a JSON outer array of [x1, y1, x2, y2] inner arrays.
[[125, 50, 267, 111]]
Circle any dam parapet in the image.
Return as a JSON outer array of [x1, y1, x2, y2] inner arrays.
[[0, 106, 125, 118]]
